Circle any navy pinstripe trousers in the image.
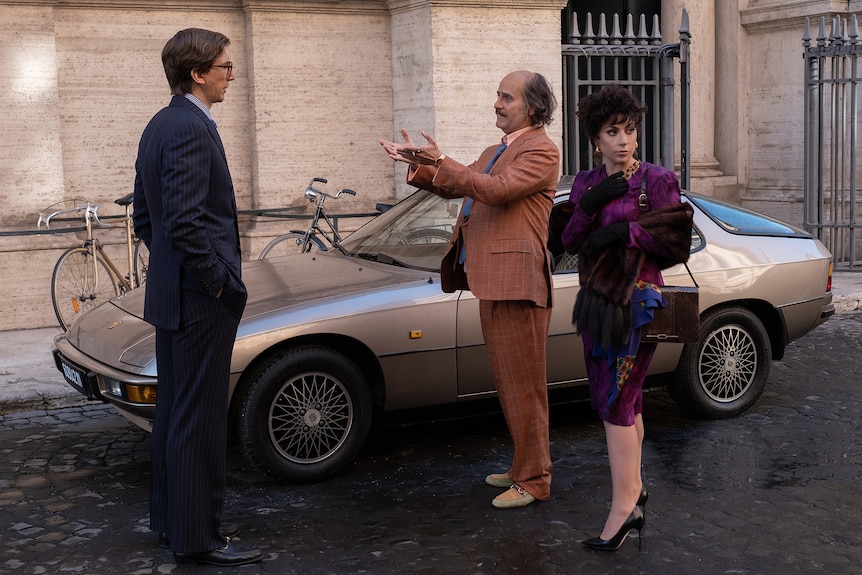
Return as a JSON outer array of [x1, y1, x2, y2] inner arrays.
[[149, 285, 240, 554]]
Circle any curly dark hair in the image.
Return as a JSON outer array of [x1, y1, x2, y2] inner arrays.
[[162, 28, 231, 96], [522, 72, 557, 126], [576, 84, 647, 143]]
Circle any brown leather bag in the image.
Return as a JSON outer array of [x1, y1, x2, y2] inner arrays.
[[641, 273, 699, 343]]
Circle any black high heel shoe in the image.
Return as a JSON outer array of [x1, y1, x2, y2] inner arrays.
[[582, 506, 645, 552]]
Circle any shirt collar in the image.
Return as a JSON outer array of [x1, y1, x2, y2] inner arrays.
[[502, 125, 534, 146], [184, 93, 215, 124]]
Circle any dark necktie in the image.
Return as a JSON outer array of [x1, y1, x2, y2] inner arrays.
[[459, 142, 507, 263]]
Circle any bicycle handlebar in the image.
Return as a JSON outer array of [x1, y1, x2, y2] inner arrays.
[[38, 202, 99, 230], [304, 177, 357, 203], [38, 199, 121, 230], [90, 208, 112, 228]]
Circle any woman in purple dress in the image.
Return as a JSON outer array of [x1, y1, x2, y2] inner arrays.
[[562, 85, 693, 551]]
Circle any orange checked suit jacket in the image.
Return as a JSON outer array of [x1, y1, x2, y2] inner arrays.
[[408, 126, 560, 307]]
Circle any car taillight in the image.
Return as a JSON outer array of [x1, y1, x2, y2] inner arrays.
[[827, 262, 833, 292]]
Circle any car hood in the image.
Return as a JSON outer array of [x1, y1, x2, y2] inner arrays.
[[240, 251, 438, 319], [64, 250, 438, 372]]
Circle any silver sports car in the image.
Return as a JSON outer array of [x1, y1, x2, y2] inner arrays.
[[53, 181, 834, 483]]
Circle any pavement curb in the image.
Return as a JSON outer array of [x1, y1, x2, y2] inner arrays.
[[832, 293, 862, 313]]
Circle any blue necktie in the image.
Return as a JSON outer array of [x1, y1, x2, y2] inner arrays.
[[459, 142, 507, 263]]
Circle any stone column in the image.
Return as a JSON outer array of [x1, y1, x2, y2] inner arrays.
[[385, 0, 568, 199], [663, 0, 737, 196]]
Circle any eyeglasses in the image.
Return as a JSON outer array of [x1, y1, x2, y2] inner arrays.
[[211, 62, 233, 75]]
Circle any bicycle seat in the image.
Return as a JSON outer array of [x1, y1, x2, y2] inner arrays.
[[115, 193, 134, 206]]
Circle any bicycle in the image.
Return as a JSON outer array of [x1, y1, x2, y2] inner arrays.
[[258, 177, 356, 259], [38, 193, 149, 330]]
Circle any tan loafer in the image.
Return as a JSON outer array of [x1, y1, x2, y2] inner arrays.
[[485, 473, 514, 488], [492, 484, 536, 509]]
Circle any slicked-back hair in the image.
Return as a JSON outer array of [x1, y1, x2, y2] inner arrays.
[[162, 28, 230, 96], [576, 84, 647, 143], [522, 72, 557, 126]]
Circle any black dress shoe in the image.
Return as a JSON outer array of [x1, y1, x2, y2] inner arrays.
[[158, 522, 240, 549], [174, 540, 262, 567]]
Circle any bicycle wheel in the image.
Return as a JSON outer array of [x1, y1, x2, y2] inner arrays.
[[404, 228, 452, 244], [258, 232, 327, 259], [133, 238, 149, 287], [52, 247, 120, 330]]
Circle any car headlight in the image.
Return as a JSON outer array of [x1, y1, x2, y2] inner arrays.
[[103, 377, 123, 398]]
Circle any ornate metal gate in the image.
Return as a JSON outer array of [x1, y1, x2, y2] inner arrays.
[[561, 8, 691, 188], [803, 15, 861, 268]]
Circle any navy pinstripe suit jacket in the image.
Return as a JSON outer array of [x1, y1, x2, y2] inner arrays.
[[133, 95, 246, 330]]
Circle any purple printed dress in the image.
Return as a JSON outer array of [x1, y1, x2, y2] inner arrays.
[[561, 162, 683, 426]]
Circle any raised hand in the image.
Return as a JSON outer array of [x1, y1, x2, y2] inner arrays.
[[379, 129, 442, 166]]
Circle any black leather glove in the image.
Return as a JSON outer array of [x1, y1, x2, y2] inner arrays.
[[578, 171, 627, 216], [588, 222, 629, 253]]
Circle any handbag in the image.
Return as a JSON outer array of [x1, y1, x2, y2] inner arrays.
[[637, 167, 700, 343], [640, 264, 700, 343]]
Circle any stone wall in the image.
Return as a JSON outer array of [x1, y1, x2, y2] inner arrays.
[[3, 0, 854, 331], [0, 0, 566, 330]]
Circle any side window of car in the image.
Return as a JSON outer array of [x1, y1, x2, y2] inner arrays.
[[548, 201, 578, 273]]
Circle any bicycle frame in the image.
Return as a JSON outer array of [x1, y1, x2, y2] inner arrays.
[[122, 202, 137, 287], [40, 196, 148, 329], [80, 205, 132, 293], [40, 198, 142, 292], [257, 177, 356, 259], [303, 178, 354, 247]]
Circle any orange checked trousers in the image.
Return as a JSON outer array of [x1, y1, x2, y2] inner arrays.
[[480, 299, 553, 500]]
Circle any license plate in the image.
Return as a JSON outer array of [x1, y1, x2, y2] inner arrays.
[[54, 350, 98, 400]]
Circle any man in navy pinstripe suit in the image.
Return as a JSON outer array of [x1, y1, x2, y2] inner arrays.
[[133, 28, 261, 567]]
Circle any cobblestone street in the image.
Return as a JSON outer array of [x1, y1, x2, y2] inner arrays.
[[2, 313, 861, 574]]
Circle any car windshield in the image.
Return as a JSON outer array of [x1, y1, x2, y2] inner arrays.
[[685, 191, 812, 238], [339, 190, 459, 271]]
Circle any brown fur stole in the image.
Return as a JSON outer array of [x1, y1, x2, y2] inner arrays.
[[573, 202, 694, 348]]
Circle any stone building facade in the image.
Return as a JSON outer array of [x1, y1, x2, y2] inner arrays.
[[0, 0, 856, 330]]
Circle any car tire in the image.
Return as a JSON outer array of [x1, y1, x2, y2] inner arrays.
[[669, 305, 771, 419], [237, 346, 372, 483]]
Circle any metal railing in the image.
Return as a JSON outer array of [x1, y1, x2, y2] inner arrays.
[[561, 8, 691, 188], [803, 14, 861, 268]]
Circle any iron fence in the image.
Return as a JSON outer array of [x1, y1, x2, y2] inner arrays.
[[803, 14, 861, 268], [561, 8, 690, 189]]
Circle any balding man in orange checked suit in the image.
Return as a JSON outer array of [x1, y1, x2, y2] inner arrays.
[[380, 70, 560, 508]]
